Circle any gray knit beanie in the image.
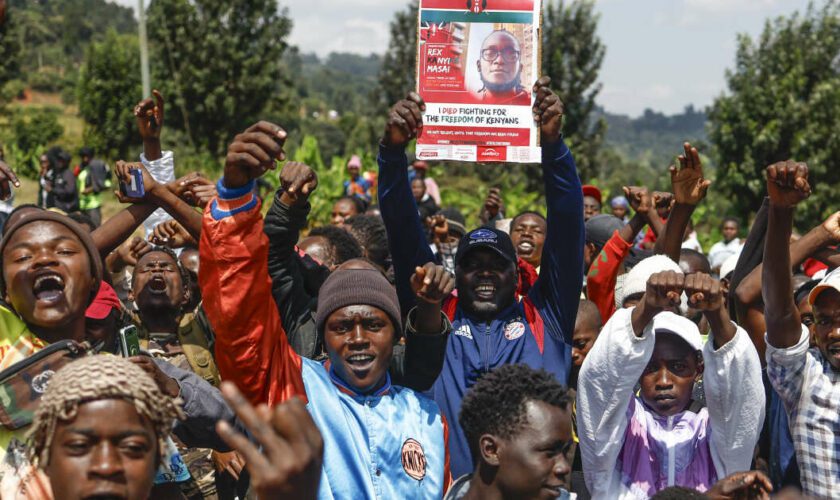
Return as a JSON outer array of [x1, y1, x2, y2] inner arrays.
[[315, 268, 402, 338]]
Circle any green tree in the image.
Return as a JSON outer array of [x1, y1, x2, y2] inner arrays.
[[147, 0, 293, 156], [6, 106, 64, 178], [0, 3, 22, 108], [708, 1, 840, 225], [542, 0, 606, 181], [376, 0, 418, 111], [77, 30, 142, 159]]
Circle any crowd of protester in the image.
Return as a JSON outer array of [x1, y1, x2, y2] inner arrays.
[[0, 75, 835, 500]]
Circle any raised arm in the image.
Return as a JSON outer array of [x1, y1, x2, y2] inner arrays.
[[762, 161, 811, 349], [263, 162, 321, 358], [737, 211, 840, 306], [200, 121, 305, 406], [528, 77, 583, 347], [134, 89, 164, 162], [577, 291, 660, 495], [586, 187, 653, 322], [684, 271, 765, 476], [654, 143, 710, 262], [93, 91, 176, 258], [392, 263, 454, 391], [377, 92, 436, 314]]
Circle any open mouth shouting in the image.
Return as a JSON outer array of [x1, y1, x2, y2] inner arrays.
[[345, 352, 376, 374], [474, 281, 497, 301], [147, 275, 168, 295], [516, 239, 535, 256], [33, 272, 66, 304]]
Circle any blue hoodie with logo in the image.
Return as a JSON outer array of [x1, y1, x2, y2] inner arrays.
[[378, 140, 584, 476]]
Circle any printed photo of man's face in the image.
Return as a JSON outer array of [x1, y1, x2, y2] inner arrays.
[[476, 30, 523, 93]]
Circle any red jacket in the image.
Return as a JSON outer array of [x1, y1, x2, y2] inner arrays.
[[586, 230, 633, 323]]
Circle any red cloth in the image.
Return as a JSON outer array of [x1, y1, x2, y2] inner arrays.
[[582, 185, 602, 205], [516, 257, 539, 298], [200, 191, 305, 407], [586, 230, 633, 323], [85, 282, 122, 320], [803, 257, 828, 278]]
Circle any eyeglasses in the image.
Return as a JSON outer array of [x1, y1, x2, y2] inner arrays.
[[481, 48, 520, 63]]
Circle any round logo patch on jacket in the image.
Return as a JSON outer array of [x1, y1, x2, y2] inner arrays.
[[401, 438, 427, 480], [504, 321, 525, 340]]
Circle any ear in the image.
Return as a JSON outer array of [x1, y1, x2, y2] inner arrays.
[[719, 278, 730, 295], [479, 434, 501, 466], [180, 285, 191, 307], [695, 355, 705, 377], [127, 288, 134, 303]]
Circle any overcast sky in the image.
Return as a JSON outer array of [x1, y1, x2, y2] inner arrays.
[[117, 0, 815, 116]]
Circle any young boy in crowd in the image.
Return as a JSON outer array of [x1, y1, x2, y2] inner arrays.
[[577, 270, 764, 498], [200, 123, 455, 498], [445, 364, 574, 500], [761, 161, 840, 498]]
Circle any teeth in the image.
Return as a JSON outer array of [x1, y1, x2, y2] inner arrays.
[[34, 274, 64, 291], [348, 355, 373, 362], [476, 285, 495, 292], [518, 242, 534, 251]]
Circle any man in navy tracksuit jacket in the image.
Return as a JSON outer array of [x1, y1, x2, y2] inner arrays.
[[377, 79, 584, 476]]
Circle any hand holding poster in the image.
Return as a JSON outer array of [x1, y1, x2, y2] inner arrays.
[[416, 0, 542, 163]]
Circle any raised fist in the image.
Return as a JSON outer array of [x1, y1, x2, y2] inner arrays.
[[820, 211, 840, 243], [532, 76, 564, 144], [134, 90, 165, 141], [411, 262, 455, 304], [224, 121, 287, 189], [484, 187, 503, 219], [683, 272, 723, 312], [383, 92, 425, 148], [279, 162, 318, 207], [623, 186, 652, 216], [765, 160, 810, 208], [644, 270, 685, 310]]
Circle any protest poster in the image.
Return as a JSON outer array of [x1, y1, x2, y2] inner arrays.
[[415, 0, 542, 163]]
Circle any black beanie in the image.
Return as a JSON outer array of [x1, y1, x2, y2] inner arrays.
[[315, 269, 402, 338]]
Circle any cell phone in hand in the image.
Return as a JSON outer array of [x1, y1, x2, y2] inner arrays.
[[119, 325, 141, 357], [120, 168, 145, 198]]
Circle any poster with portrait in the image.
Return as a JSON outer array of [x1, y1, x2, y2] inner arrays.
[[415, 0, 542, 163]]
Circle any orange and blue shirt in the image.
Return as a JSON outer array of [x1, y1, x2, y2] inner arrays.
[[200, 180, 450, 499]]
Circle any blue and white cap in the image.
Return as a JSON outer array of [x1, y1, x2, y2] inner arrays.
[[455, 226, 517, 266]]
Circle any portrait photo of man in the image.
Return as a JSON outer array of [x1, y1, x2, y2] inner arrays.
[[473, 29, 530, 105]]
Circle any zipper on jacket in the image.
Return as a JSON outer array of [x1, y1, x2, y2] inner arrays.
[[667, 415, 675, 487], [483, 322, 491, 373]]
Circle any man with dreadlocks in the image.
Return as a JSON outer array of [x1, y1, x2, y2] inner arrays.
[[125, 243, 232, 498], [4, 355, 183, 500]]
